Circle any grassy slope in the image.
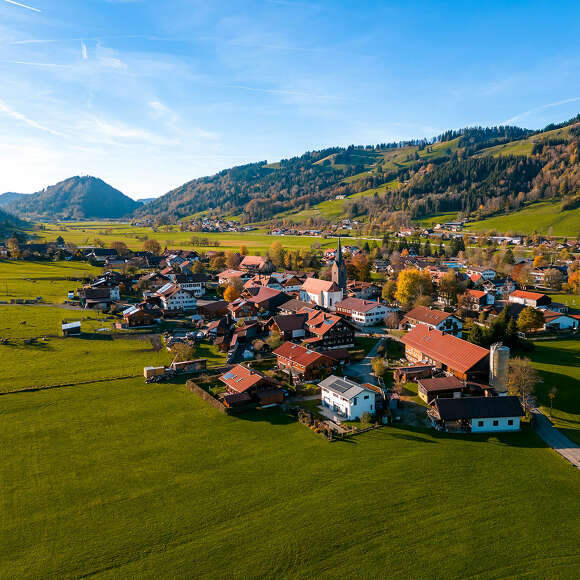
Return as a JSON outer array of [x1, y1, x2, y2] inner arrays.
[[531, 338, 580, 445], [0, 378, 578, 579], [0, 260, 101, 303], [465, 202, 580, 237]]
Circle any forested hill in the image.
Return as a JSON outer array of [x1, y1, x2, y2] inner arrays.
[[0, 208, 27, 238], [136, 114, 580, 227], [6, 176, 142, 220]]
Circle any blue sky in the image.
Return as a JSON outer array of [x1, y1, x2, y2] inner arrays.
[[1, 0, 579, 199]]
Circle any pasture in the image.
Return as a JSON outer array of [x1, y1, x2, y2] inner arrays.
[[531, 339, 580, 445], [0, 260, 101, 303], [0, 377, 579, 579], [464, 201, 580, 237]]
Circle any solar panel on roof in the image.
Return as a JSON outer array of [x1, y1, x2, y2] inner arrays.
[[223, 372, 234, 380]]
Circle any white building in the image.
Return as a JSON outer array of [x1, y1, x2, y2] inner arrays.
[[155, 283, 197, 311], [430, 396, 524, 433], [319, 375, 376, 421], [335, 297, 392, 327], [300, 278, 343, 310], [465, 266, 496, 280]]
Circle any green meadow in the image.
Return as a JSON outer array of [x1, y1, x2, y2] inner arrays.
[[465, 201, 580, 237], [0, 260, 101, 303], [0, 377, 579, 579]]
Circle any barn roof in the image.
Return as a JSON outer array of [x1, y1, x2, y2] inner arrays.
[[434, 396, 524, 420]]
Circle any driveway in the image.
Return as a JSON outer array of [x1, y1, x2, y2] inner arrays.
[[532, 409, 580, 469], [345, 339, 381, 385]]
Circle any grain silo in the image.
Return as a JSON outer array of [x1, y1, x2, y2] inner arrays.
[[489, 343, 510, 395]]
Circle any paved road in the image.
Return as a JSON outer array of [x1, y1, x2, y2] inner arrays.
[[345, 339, 381, 385], [532, 409, 580, 469]]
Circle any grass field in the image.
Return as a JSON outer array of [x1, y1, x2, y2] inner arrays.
[[531, 339, 580, 445], [0, 260, 101, 303], [548, 293, 580, 309], [465, 201, 580, 237], [0, 377, 579, 579]]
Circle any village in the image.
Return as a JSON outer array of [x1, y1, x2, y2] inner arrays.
[[3, 231, 577, 453]]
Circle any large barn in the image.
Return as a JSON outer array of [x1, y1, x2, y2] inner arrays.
[[401, 326, 490, 382]]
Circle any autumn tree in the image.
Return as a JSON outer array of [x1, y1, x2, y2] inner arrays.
[[239, 245, 249, 256], [382, 280, 397, 303], [209, 254, 226, 271], [226, 251, 241, 269], [533, 254, 548, 268], [517, 307, 544, 332], [507, 357, 542, 413], [352, 254, 371, 281], [395, 269, 433, 308], [265, 331, 282, 350], [512, 263, 532, 289], [270, 241, 286, 269], [383, 311, 400, 329], [171, 342, 197, 363], [223, 284, 241, 302], [564, 270, 580, 293], [371, 356, 388, 380], [111, 241, 129, 257], [438, 271, 460, 306], [142, 239, 162, 255], [543, 268, 563, 290]]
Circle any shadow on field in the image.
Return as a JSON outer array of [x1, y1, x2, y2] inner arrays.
[[75, 333, 114, 341], [232, 407, 296, 426]]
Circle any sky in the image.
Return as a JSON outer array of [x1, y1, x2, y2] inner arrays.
[[0, 0, 579, 199]]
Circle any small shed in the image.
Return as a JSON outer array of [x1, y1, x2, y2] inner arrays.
[[61, 321, 82, 336]]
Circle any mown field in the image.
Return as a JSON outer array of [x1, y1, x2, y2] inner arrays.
[[33, 222, 345, 253], [0, 377, 579, 579], [0, 260, 101, 303], [0, 304, 226, 393], [531, 338, 580, 445], [464, 201, 580, 237]]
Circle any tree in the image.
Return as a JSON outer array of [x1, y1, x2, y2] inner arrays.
[[360, 411, 373, 425], [438, 271, 460, 306], [533, 254, 548, 269], [143, 239, 162, 255], [565, 270, 580, 294], [382, 280, 397, 303], [468, 323, 485, 346], [512, 263, 532, 289], [371, 356, 388, 380], [383, 311, 400, 329], [270, 241, 286, 269], [223, 284, 241, 302], [394, 269, 433, 308], [209, 255, 226, 271], [543, 268, 563, 290], [239, 245, 249, 256], [502, 247, 514, 265], [548, 387, 558, 419], [111, 241, 129, 257], [265, 331, 281, 350], [171, 342, 197, 363], [6, 236, 20, 258], [352, 254, 371, 281], [192, 260, 205, 274], [225, 251, 241, 269], [517, 307, 544, 333], [507, 357, 541, 413]]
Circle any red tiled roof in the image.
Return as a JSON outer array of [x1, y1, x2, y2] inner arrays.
[[401, 326, 489, 374], [402, 306, 454, 326], [301, 278, 341, 294], [219, 364, 265, 393], [240, 255, 267, 267], [466, 289, 486, 299], [509, 290, 548, 301], [417, 376, 463, 392], [335, 297, 383, 313], [273, 342, 331, 367]]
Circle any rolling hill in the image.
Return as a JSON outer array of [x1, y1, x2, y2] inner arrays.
[[136, 114, 579, 232], [6, 176, 142, 220], [0, 192, 27, 208]]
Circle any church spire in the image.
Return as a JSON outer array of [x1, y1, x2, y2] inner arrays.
[[336, 236, 343, 264], [332, 235, 347, 293]]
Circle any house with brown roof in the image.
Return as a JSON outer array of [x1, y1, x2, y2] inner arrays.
[[227, 298, 258, 321], [239, 255, 275, 273], [218, 364, 282, 406], [335, 297, 392, 327], [462, 289, 495, 312], [302, 309, 356, 350], [273, 342, 335, 380], [267, 313, 308, 341], [346, 280, 379, 299], [218, 269, 250, 285], [300, 278, 343, 310], [243, 286, 291, 314], [508, 290, 551, 308], [401, 325, 490, 382], [400, 305, 462, 337]]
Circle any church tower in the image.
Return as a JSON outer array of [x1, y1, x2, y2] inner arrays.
[[331, 236, 347, 293]]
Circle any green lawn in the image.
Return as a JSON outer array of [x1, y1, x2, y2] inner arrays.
[[0, 377, 578, 578], [531, 339, 580, 445], [477, 139, 535, 157], [547, 293, 580, 310], [0, 260, 101, 303], [465, 201, 580, 237]]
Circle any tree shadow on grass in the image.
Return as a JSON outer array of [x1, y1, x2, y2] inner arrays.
[[230, 407, 297, 426]]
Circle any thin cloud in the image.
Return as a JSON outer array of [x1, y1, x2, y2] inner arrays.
[[3, 0, 41, 12], [0, 100, 65, 137], [224, 84, 350, 102], [0, 59, 71, 67], [502, 97, 580, 125], [81, 41, 87, 60]]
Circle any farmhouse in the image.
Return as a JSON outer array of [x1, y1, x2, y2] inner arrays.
[[319, 375, 376, 421], [168, 273, 208, 297], [273, 342, 335, 380], [218, 269, 249, 285], [417, 376, 465, 403], [508, 290, 551, 308], [542, 311, 579, 330], [121, 305, 158, 327], [335, 297, 390, 327], [79, 287, 114, 309], [302, 309, 356, 350], [267, 313, 308, 341], [218, 364, 282, 405], [300, 278, 343, 310], [462, 289, 495, 312], [243, 286, 291, 314], [154, 283, 197, 312], [400, 306, 462, 337], [428, 396, 524, 433], [61, 321, 82, 336], [401, 326, 490, 382], [239, 255, 275, 273]]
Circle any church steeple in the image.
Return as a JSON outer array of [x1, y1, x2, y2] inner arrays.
[[331, 236, 347, 293]]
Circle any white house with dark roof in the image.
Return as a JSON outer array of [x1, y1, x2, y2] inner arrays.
[[155, 283, 197, 311], [335, 297, 392, 327], [319, 375, 376, 420]]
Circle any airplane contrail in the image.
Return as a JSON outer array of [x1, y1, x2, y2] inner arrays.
[[3, 0, 42, 13]]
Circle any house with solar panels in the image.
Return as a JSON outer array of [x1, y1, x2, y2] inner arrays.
[[319, 375, 376, 421]]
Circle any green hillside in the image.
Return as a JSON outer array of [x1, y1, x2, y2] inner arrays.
[[465, 201, 580, 237]]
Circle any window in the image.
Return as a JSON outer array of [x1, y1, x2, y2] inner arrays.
[[477, 421, 484, 427], [364, 395, 369, 400], [493, 420, 499, 427], [508, 419, 514, 426], [352, 397, 357, 406]]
